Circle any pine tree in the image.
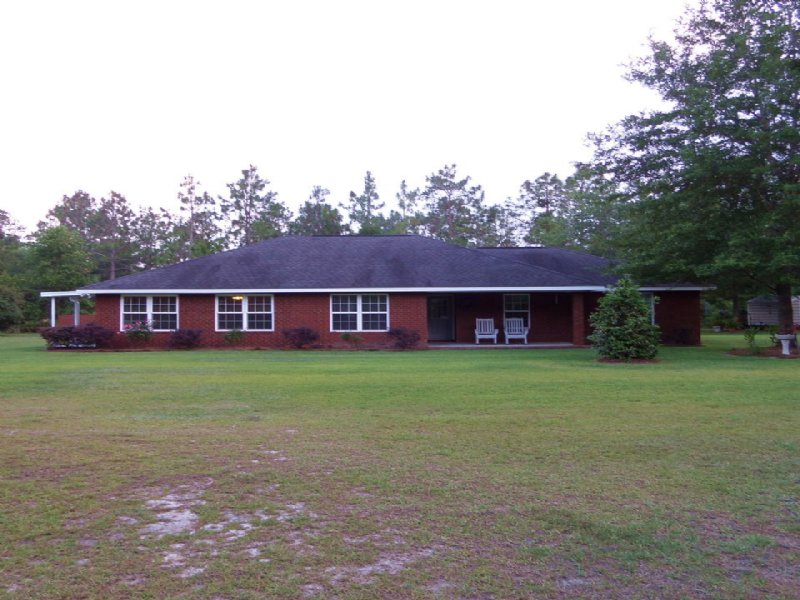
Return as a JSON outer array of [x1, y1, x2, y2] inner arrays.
[[417, 164, 487, 247], [342, 171, 386, 234], [177, 175, 222, 259], [220, 165, 290, 247], [290, 186, 348, 235]]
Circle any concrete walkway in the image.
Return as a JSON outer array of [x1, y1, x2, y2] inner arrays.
[[428, 342, 576, 349]]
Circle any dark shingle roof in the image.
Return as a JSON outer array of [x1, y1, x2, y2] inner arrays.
[[476, 247, 618, 286], [80, 235, 618, 292]]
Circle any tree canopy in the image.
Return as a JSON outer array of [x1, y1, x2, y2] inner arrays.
[[415, 164, 489, 247], [343, 171, 386, 234], [593, 0, 800, 332], [28, 226, 92, 292], [220, 165, 291, 247], [290, 186, 349, 236]]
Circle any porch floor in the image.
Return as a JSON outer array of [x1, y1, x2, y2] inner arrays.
[[428, 342, 576, 349]]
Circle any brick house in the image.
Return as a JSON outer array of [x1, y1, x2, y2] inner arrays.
[[41, 235, 705, 348]]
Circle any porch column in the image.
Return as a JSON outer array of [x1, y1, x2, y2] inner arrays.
[[71, 297, 81, 326], [571, 293, 586, 345], [50, 297, 57, 327]]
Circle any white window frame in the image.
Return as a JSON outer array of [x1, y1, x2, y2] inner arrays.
[[215, 295, 274, 332], [330, 294, 390, 332], [641, 292, 656, 325], [504, 293, 531, 327], [120, 295, 179, 332]]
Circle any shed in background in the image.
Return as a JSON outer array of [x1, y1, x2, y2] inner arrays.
[[746, 295, 800, 327]]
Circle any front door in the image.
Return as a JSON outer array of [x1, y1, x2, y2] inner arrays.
[[427, 295, 454, 341]]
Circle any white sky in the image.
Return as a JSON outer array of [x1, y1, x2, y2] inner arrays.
[[0, 0, 693, 232]]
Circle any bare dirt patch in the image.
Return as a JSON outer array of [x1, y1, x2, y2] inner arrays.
[[138, 480, 211, 539], [123, 474, 327, 582], [690, 510, 800, 597], [324, 547, 439, 586], [118, 466, 448, 594]]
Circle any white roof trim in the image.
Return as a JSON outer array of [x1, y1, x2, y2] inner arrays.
[[77, 286, 608, 294], [638, 286, 713, 292], [63, 285, 711, 295], [40, 291, 90, 298]]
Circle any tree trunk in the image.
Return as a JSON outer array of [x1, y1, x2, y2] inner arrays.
[[775, 283, 794, 334], [109, 245, 117, 280], [731, 295, 743, 328]]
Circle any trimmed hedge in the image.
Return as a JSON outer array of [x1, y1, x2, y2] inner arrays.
[[40, 324, 115, 349], [388, 327, 421, 350], [168, 329, 203, 349], [282, 327, 320, 349]]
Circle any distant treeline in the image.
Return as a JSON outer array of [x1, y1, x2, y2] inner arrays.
[[0, 162, 622, 329]]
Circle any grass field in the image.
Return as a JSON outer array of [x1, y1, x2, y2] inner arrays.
[[0, 333, 798, 599]]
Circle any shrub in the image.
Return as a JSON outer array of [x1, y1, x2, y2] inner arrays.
[[388, 327, 421, 350], [340, 332, 363, 348], [766, 325, 780, 347], [224, 328, 244, 346], [40, 323, 115, 349], [743, 327, 761, 355], [124, 320, 153, 343], [588, 278, 661, 361], [168, 329, 203, 349], [40, 326, 71, 348], [82, 323, 115, 348], [0, 285, 24, 331], [282, 327, 319, 349]]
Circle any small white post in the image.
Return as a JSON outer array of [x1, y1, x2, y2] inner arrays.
[[50, 297, 57, 327]]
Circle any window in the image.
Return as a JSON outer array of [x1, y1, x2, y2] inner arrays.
[[121, 296, 178, 331], [331, 294, 389, 331], [216, 295, 273, 331], [151, 296, 177, 330], [641, 292, 656, 325], [331, 295, 358, 331], [504, 293, 530, 327]]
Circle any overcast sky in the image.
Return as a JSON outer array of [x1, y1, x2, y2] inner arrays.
[[0, 0, 694, 232]]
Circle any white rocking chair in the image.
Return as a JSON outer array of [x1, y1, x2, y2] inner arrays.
[[474, 318, 499, 344], [504, 318, 529, 344]]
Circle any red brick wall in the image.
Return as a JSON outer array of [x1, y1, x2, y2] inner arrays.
[[93, 296, 119, 330], [572, 294, 585, 345], [654, 291, 702, 345], [91, 290, 702, 348], [454, 293, 502, 342], [92, 293, 429, 349], [581, 293, 602, 346], [56, 313, 97, 327], [579, 291, 702, 346], [530, 293, 573, 343]]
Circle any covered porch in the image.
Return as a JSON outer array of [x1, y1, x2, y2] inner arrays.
[[41, 291, 91, 327], [425, 291, 599, 346]]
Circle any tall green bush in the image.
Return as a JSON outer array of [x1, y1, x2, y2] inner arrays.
[[588, 278, 660, 361], [0, 284, 24, 331]]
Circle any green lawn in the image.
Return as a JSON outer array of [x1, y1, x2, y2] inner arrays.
[[0, 333, 797, 599]]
